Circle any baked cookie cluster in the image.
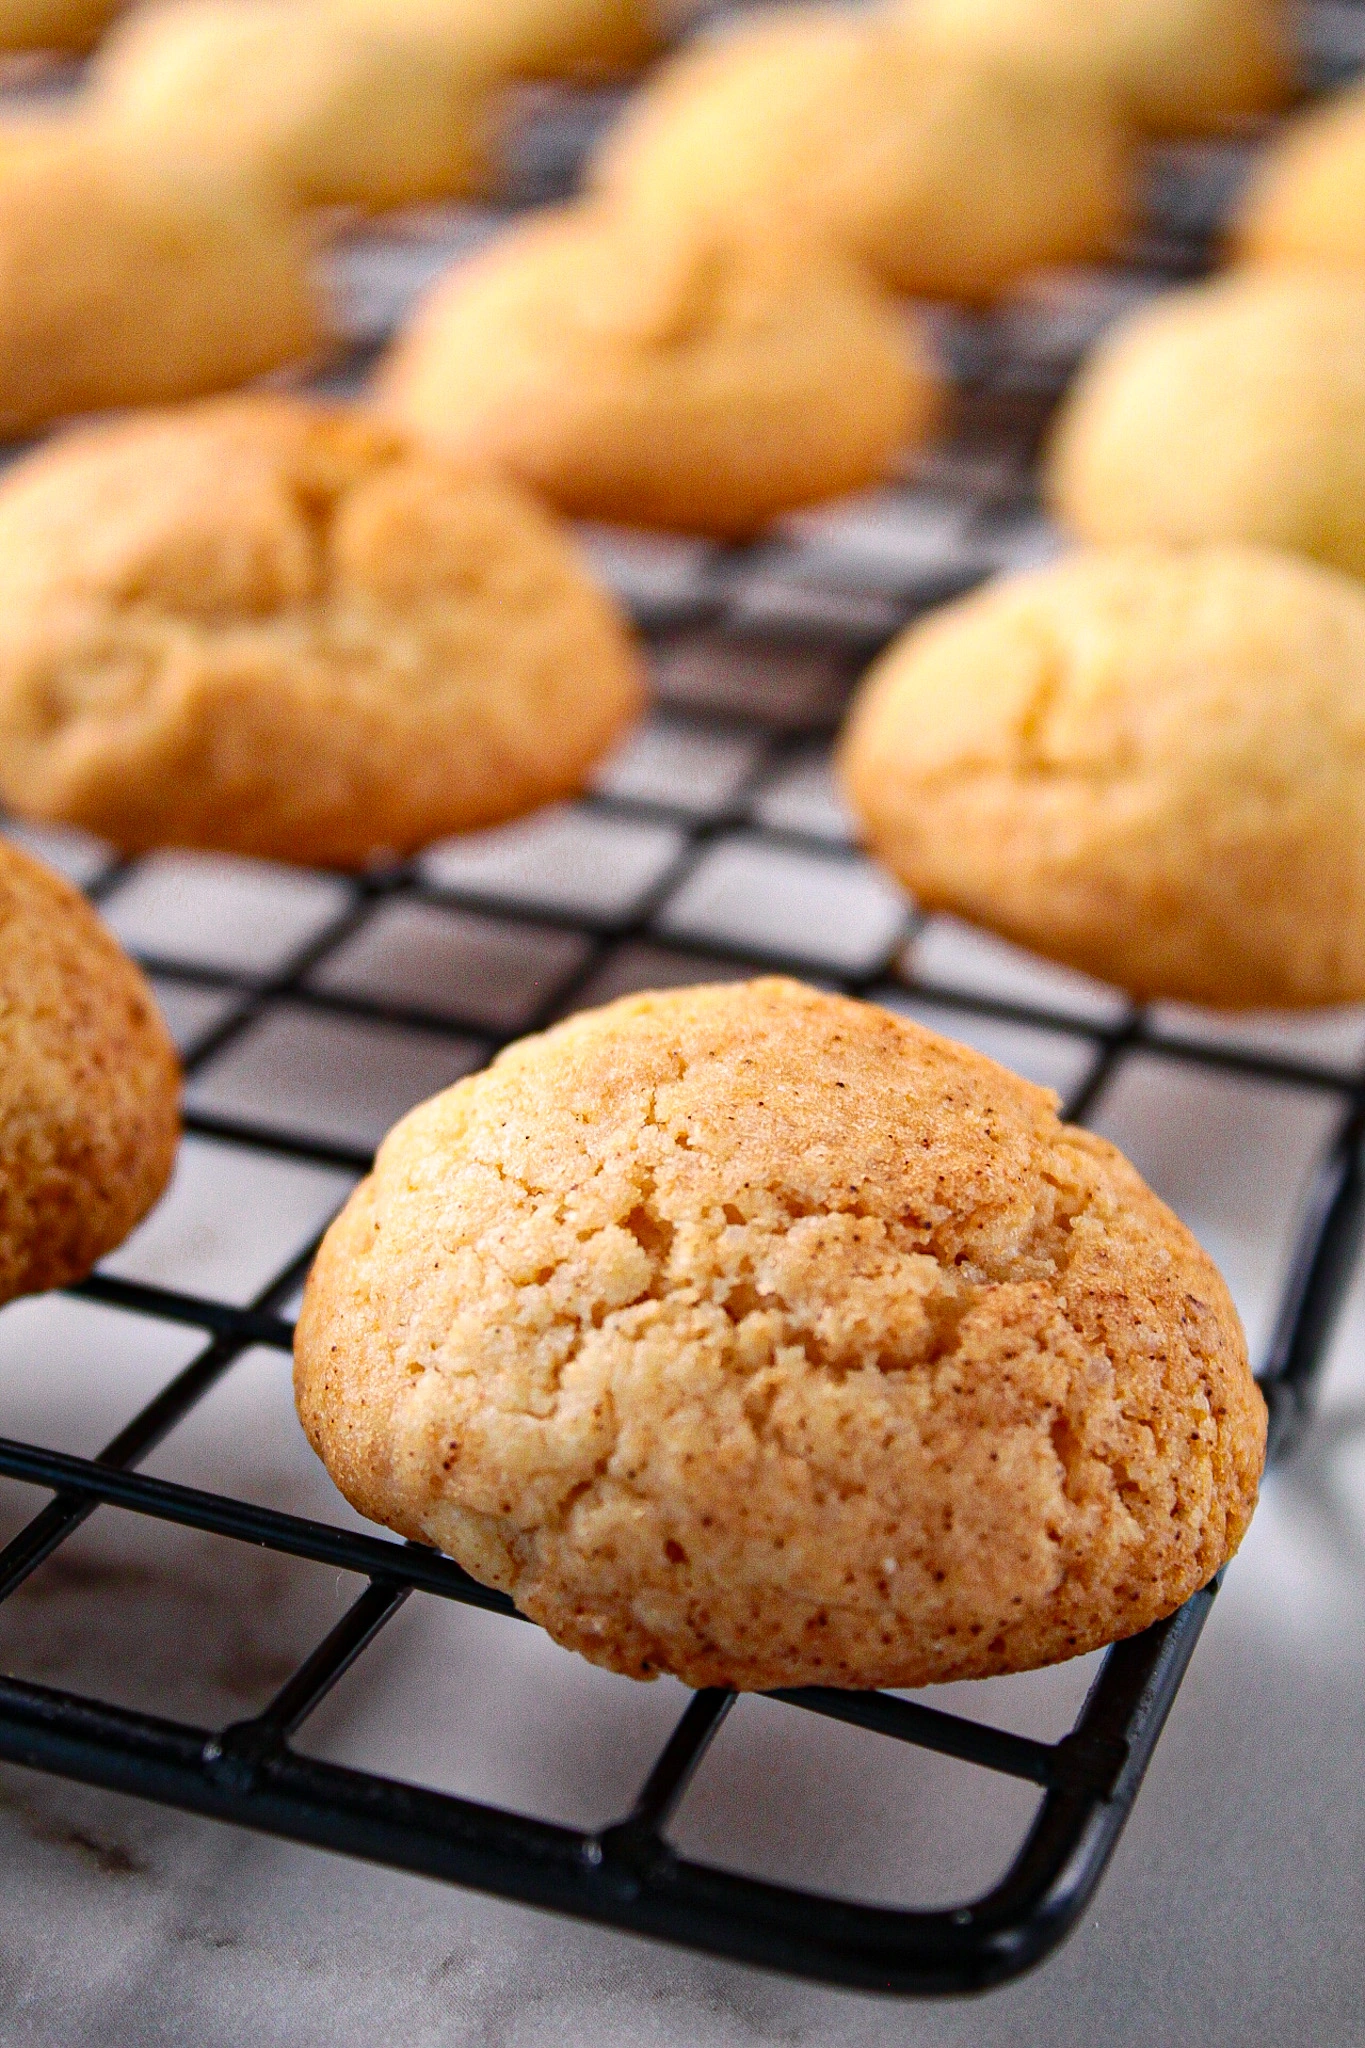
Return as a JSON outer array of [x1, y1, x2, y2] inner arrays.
[[823, 0, 1365, 1014], [0, 0, 1328, 1704]]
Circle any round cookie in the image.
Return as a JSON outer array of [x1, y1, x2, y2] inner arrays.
[[1045, 274, 1365, 582], [294, 977, 1265, 1692], [0, 0, 121, 49], [589, 11, 1131, 303], [903, 0, 1291, 137], [1233, 77, 1365, 275], [840, 544, 1365, 1010], [0, 837, 179, 1307], [333, 0, 663, 81], [91, 0, 491, 211], [0, 396, 643, 865], [0, 129, 324, 438], [376, 202, 941, 537]]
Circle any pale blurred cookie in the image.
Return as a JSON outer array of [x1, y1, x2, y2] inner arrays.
[[1046, 274, 1365, 581], [903, 0, 1291, 137], [0, 837, 179, 1306], [0, 128, 324, 437], [0, 396, 643, 865], [294, 976, 1265, 1691], [840, 545, 1365, 1009], [91, 0, 491, 210], [1233, 77, 1365, 274], [590, 10, 1131, 302], [0, 107, 71, 165], [333, 0, 664, 81], [377, 202, 941, 537], [0, 0, 122, 50]]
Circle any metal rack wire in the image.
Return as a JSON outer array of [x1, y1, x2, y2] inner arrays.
[[1, 0, 1364, 1997]]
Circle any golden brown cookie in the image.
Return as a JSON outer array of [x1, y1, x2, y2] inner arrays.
[[1045, 274, 1365, 582], [590, 10, 1132, 302], [0, 837, 179, 1306], [377, 202, 941, 537], [1232, 77, 1365, 274], [0, 0, 121, 50], [294, 977, 1264, 1691], [333, 0, 663, 81], [840, 544, 1365, 1010], [903, 0, 1291, 137], [91, 0, 491, 211], [0, 128, 324, 438], [0, 396, 644, 865]]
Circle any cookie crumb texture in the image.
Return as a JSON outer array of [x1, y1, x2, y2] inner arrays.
[[0, 839, 180, 1306], [295, 979, 1265, 1690], [0, 397, 643, 864]]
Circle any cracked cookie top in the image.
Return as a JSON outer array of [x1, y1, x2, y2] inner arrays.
[[0, 394, 643, 865], [841, 543, 1365, 1010], [294, 977, 1264, 1690]]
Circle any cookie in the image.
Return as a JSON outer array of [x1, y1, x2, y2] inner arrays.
[[840, 544, 1365, 1009], [377, 202, 941, 537], [91, 0, 491, 211], [589, 11, 1131, 303], [294, 977, 1264, 1691], [0, 396, 644, 865], [0, 837, 179, 1307], [335, 0, 662, 81], [905, 0, 1291, 137], [1045, 274, 1365, 582], [0, 129, 323, 437], [1233, 77, 1365, 274], [0, 0, 121, 49]]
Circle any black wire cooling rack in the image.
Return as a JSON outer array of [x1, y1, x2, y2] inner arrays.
[[2, 0, 1365, 1999]]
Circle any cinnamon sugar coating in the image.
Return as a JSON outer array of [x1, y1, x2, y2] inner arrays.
[[295, 979, 1264, 1690], [0, 837, 179, 1305]]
